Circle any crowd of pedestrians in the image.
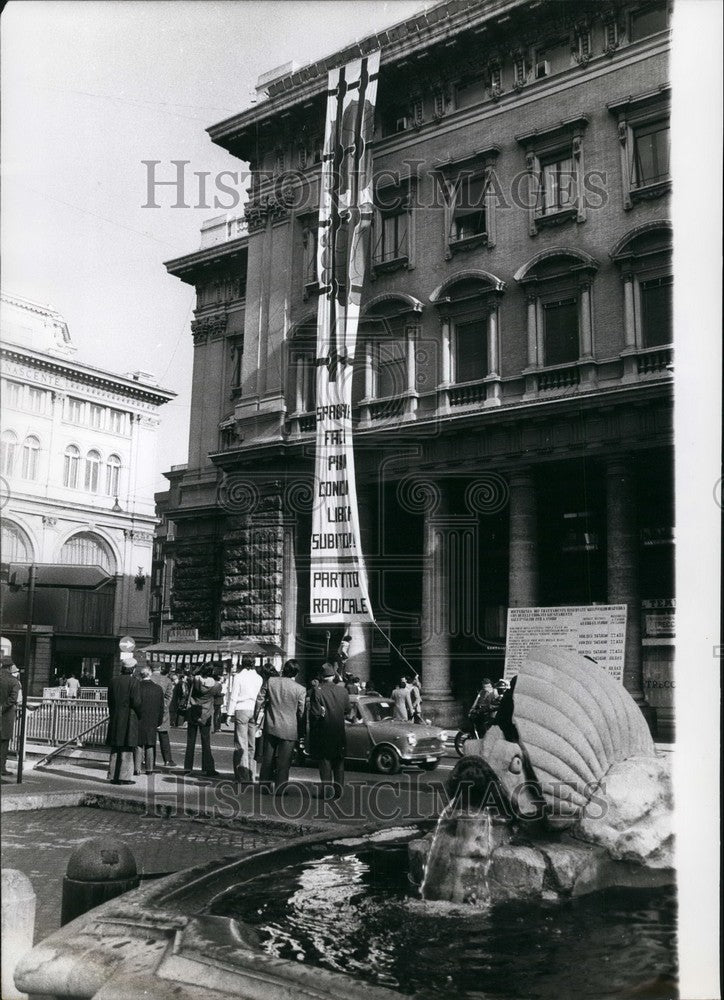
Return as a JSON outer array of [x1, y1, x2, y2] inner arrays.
[[103, 652, 396, 798]]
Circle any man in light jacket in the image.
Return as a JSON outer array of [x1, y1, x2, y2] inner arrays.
[[225, 654, 263, 783], [255, 659, 306, 792], [149, 663, 177, 767]]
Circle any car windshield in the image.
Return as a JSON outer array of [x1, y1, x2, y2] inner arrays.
[[360, 700, 395, 722]]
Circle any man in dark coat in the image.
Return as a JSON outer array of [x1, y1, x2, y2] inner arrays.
[[134, 665, 165, 775], [308, 661, 351, 799], [1, 656, 22, 777], [106, 663, 142, 784]]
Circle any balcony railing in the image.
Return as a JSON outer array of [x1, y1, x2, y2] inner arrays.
[[369, 397, 405, 420], [537, 365, 581, 392], [449, 380, 487, 407], [637, 346, 673, 375]]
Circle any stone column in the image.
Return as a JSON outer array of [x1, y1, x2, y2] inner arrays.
[[620, 274, 639, 380], [437, 316, 451, 414], [622, 275, 637, 349], [487, 303, 500, 376], [484, 299, 502, 407], [359, 339, 374, 425], [606, 458, 646, 704], [526, 295, 538, 368], [404, 323, 418, 419], [579, 281, 593, 359], [508, 470, 538, 607], [420, 483, 460, 725]]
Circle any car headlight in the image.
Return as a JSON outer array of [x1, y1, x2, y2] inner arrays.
[[407, 734, 417, 747]]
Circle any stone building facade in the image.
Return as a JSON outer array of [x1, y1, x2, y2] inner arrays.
[[0, 292, 175, 690], [159, 0, 674, 732]]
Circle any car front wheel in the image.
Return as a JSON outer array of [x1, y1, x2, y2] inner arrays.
[[371, 745, 401, 775]]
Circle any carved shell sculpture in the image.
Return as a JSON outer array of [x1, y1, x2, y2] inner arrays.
[[481, 646, 655, 829]]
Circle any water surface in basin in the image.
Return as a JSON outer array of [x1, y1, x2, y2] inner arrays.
[[208, 840, 677, 1000]]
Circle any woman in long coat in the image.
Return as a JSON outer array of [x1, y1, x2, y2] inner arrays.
[[106, 665, 143, 784]]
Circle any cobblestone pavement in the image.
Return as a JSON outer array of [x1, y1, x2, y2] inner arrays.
[[1, 806, 289, 946]]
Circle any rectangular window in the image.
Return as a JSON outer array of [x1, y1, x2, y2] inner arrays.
[[89, 404, 104, 429], [26, 387, 48, 413], [538, 155, 575, 215], [633, 121, 670, 187], [640, 275, 673, 347], [455, 77, 486, 109], [4, 381, 24, 409], [374, 211, 409, 264], [107, 409, 127, 434], [450, 175, 487, 242], [630, 4, 669, 41], [67, 398, 85, 423], [544, 299, 579, 365], [376, 339, 407, 398], [454, 319, 487, 382]]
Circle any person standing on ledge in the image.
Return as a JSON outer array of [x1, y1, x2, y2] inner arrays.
[[106, 662, 142, 784], [225, 654, 262, 784], [0, 656, 21, 778], [255, 659, 306, 793], [134, 664, 165, 775], [183, 664, 222, 777], [149, 662, 177, 767], [308, 661, 351, 799]]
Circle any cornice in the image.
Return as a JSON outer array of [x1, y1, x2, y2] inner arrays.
[[206, 0, 524, 157], [164, 236, 249, 286], [0, 344, 176, 405]]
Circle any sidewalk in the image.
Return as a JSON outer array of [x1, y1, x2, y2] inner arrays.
[[1, 802, 297, 946]]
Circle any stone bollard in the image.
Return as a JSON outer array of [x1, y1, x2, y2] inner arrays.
[[1, 869, 36, 1000], [61, 837, 140, 927]]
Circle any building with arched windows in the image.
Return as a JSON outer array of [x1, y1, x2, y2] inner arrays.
[[0, 292, 175, 689], [157, 0, 674, 736]]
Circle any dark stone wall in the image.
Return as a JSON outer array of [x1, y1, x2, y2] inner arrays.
[[220, 490, 284, 643], [170, 519, 223, 637]]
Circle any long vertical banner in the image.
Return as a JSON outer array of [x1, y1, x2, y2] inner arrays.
[[309, 51, 380, 625]]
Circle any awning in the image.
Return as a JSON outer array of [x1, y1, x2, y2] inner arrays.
[[140, 639, 285, 665]]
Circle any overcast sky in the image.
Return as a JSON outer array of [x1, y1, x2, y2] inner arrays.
[[1, 0, 426, 492]]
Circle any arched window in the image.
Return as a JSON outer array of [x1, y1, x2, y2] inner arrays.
[[611, 224, 673, 360], [514, 249, 598, 390], [21, 435, 40, 480], [356, 296, 424, 423], [0, 521, 33, 562], [105, 454, 121, 496], [84, 449, 101, 493], [60, 532, 114, 573], [64, 444, 81, 488], [430, 273, 505, 409], [1, 430, 18, 476]]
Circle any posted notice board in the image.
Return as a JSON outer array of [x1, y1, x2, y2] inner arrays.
[[504, 605, 627, 683]]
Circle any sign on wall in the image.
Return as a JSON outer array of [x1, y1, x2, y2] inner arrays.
[[504, 605, 628, 683], [167, 626, 199, 643], [309, 51, 380, 626]]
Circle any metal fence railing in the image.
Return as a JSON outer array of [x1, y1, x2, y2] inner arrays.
[[42, 687, 109, 701], [11, 697, 109, 750]]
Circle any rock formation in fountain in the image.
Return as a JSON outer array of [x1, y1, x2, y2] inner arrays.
[[411, 647, 674, 904]]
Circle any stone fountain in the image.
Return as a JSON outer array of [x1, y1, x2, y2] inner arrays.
[[11, 646, 674, 999], [409, 646, 674, 904]]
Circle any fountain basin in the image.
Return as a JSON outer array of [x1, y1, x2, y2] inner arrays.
[[13, 822, 677, 1000]]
